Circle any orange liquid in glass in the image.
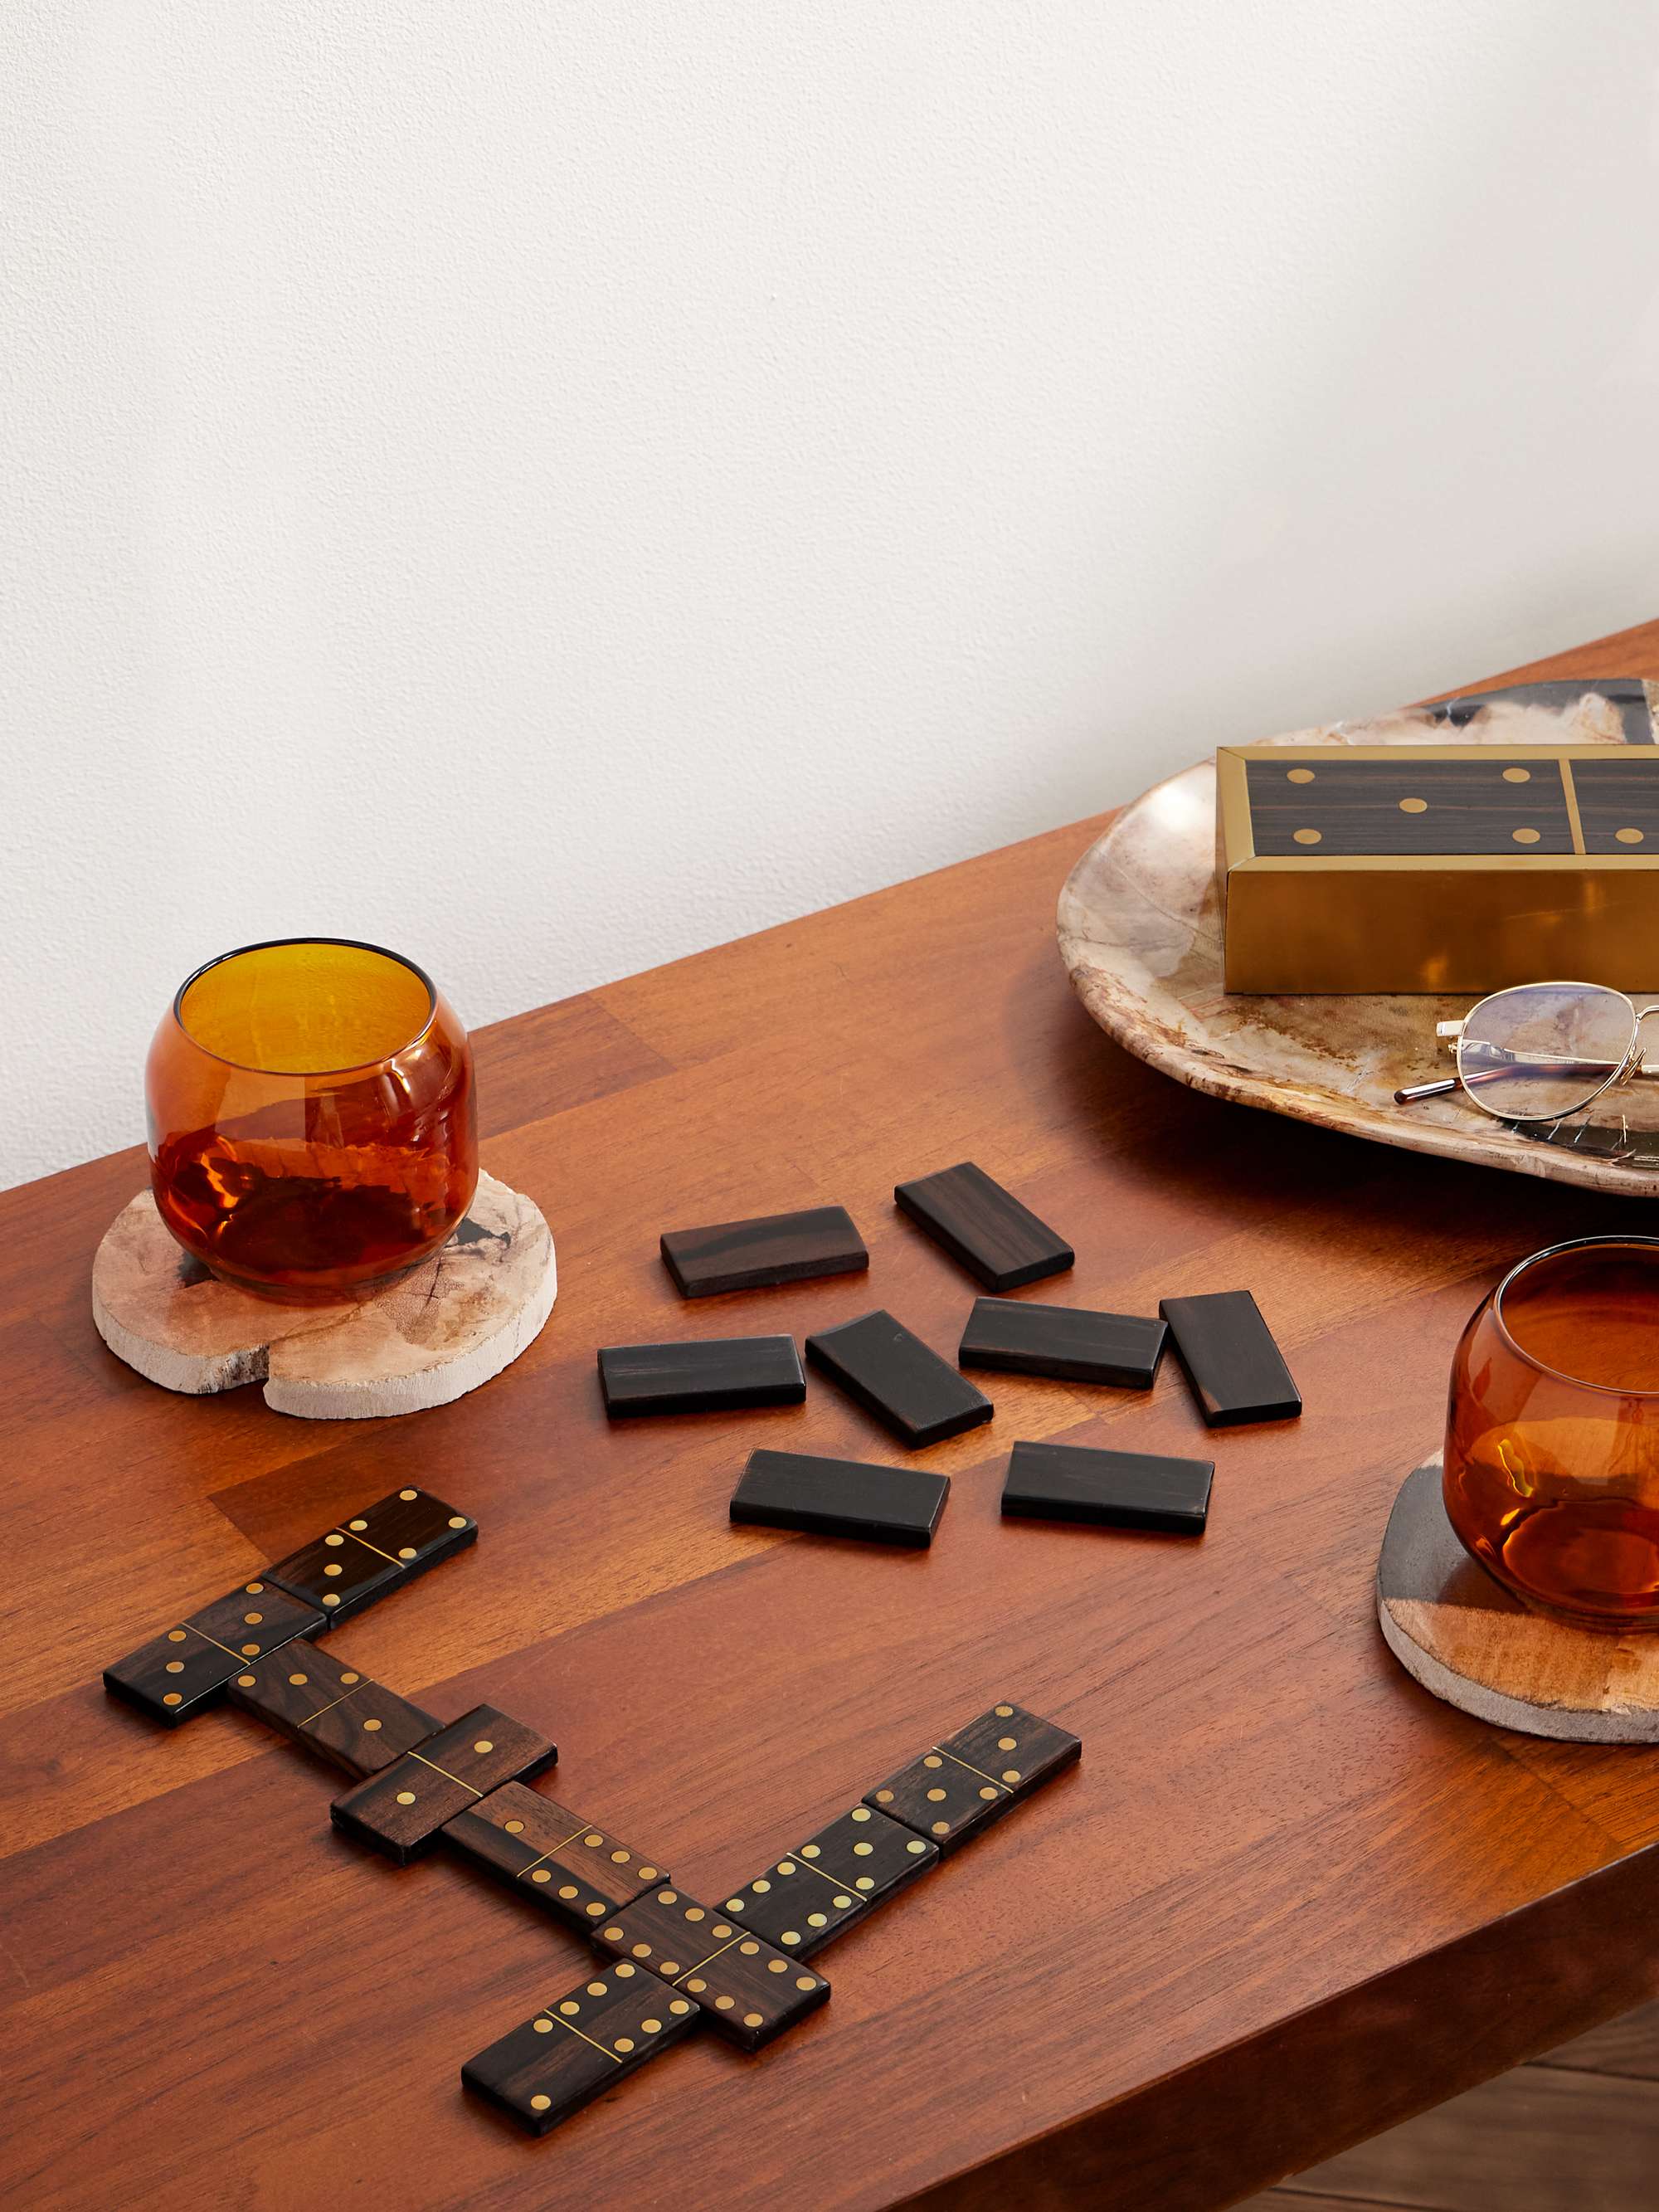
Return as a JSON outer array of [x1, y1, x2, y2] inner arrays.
[[1444, 1242, 1659, 1625], [147, 941, 477, 1303]]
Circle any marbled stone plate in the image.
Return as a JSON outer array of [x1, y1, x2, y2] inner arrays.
[[1057, 680, 1659, 1194]]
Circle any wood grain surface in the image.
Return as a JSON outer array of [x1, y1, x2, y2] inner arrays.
[[7, 620, 1659, 2212]]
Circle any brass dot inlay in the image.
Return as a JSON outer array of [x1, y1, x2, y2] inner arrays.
[[531, 1870, 551, 1884], [163, 1693, 182, 1705], [856, 1878, 873, 1890], [615, 2037, 635, 2052], [611, 1849, 630, 1864], [658, 1889, 677, 1904], [684, 1977, 705, 1993], [875, 1790, 893, 1804], [533, 2018, 552, 2034], [643, 2018, 662, 2034], [603, 1926, 623, 1941], [615, 1964, 635, 1977], [237, 1674, 255, 1688], [670, 2000, 693, 2015], [744, 2012, 763, 2029], [808, 1912, 828, 1928], [767, 1960, 787, 1974], [923, 1755, 942, 1769], [931, 1820, 949, 1835], [401, 1488, 417, 1501], [781, 1932, 800, 1946], [639, 1866, 659, 1881], [713, 1923, 732, 1940], [727, 1898, 745, 1912], [661, 1961, 681, 1976], [473, 1740, 493, 1755], [560, 1886, 579, 1901], [397, 1791, 416, 1805], [166, 1660, 184, 1674], [926, 1788, 946, 1803], [340, 1673, 359, 1685], [739, 1941, 759, 1956], [587, 1982, 607, 1997], [448, 1516, 467, 1528], [1503, 766, 1530, 782], [585, 1834, 604, 1848], [586, 1902, 605, 1917], [323, 1595, 339, 1607], [1286, 767, 1315, 783], [753, 1879, 771, 1895], [631, 1944, 651, 1959], [168, 1630, 187, 1642], [853, 1842, 873, 1856], [906, 1842, 926, 1856], [1618, 827, 1646, 845], [241, 1644, 260, 1655], [1002, 1769, 1019, 1783], [1513, 827, 1540, 845], [398, 1547, 416, 1560], [979, 1786, 999, 1800], [1292, 828, 1321, 845], [362, 1718, 382, 1732], [244, 1612, 263, 1625], [560, 2000, 580, 2015], [995, 1706, 1013, 1716], [684, 1907, 705, 1922], [347, 1518, 367, 1531], [1398, 797, 1427, 813], [850, 1810, 870, 1824], [324, 1565, 342, 1577], [796, 1977, 817, 1991], [504, 1820, 525, 1834], [289, 1673, 308, 1686], [714, 1996, 734, 2011], [997, 1737, 1017, 1751], [325, 1533, 344, 1547], [777, 1861, 795, 1876], [530, 2094, 551, 2111]]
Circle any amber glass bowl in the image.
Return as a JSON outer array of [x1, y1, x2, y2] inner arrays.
[[1444, 1236, 1659, 1628], [147, 938, 477, 1303]]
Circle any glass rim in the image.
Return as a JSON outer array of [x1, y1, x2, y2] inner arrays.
[[1457, 978, 1637, 1124], [1491, 1233, 1659, 1399], [172, 936, 439, 1077]]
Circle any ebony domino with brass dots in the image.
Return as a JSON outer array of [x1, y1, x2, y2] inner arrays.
[[330, 1707, 557, 1863], [864, 1702, 1081, 1854], [593, 1887, 829, 2050], [461, 1966, 703, 2135], [226, 1642, 442, 1778], [722, 1805, 937, 1955], [103, 1580, 325, 1727], [266, 1488, 475, 1624], [441, 1783, 664, 1930]]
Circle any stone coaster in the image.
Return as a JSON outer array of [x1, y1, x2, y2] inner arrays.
[[92, 1169, 555, 1420], [1377, 1458, 1659, 1742]]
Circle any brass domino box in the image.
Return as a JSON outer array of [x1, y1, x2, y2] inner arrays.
[[1216, 744, 1659, 994]]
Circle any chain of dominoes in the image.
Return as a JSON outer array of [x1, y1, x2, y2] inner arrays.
[[104, 1488, 1081, 2137]]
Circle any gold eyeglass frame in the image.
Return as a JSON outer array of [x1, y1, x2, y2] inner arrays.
[[1394, 980, 1659, 1123]]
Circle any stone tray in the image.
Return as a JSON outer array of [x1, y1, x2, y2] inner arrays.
[[1056, 679, 1659, 1195]]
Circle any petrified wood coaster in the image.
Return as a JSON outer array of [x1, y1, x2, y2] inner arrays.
[[91, 1170, 555, 1419], [1377, 1459, 1659, 1742]]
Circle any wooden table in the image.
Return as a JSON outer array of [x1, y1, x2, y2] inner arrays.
[[8, 623, 1659, 2212]]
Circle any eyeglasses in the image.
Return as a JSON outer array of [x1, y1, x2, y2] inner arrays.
[[1395, 981, 1659, 1123]]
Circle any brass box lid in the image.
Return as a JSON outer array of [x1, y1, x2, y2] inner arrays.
[[1216, 744, 1659, 994]]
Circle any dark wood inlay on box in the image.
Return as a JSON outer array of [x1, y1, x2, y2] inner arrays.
[[103, 1581, 325, 1727], [1244, 756, 1574, 856], [227, 1644, 442, 1777], [1159, 1289, 1301, 1426], [894, 1162, 1073, 1291], [805, 1308, 992, 1448], [864, 1703, 1081, 1854], [1002, 1440, 1212, 1534], [1569, 754, 1659, 852], [598, 1334, 805, 1416], [441, 1783, 665, 1931], [330, 1707, 557, 1864], [592, 1884, 829, 2050], [730, 1448, 950, 1547], [958, 1298, 1166, 1388], [659, 1206, 868, 1298], [462, 1968, 701, 2135]]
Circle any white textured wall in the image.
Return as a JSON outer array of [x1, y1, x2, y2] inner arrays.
[[6, 2, 1659, 1189]]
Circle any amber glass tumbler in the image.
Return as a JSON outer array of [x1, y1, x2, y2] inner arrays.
[[1444, 1237, 1659, 1627], [147, 938, 477, 1302]]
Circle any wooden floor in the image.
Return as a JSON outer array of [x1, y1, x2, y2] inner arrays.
[[1240, 1999, 1659, 2210]]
